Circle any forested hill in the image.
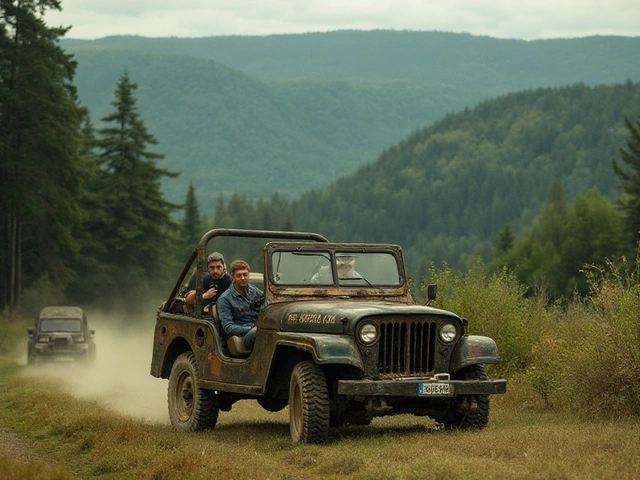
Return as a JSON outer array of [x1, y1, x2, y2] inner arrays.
[[68, 47, 473, 208], [62, 31, 640, 93], [290, 81, 640, 269]]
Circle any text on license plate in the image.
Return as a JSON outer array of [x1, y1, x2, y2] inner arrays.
[[419, 383, 450, 396]]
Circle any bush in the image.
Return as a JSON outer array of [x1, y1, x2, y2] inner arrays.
[[426, 254, 640, 418]]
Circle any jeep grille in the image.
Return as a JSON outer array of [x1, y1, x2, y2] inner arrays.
[[54, 337, 70, 350], [378, 319, 436, 377]]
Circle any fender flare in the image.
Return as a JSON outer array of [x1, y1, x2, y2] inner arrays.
[[275, 333, 364, 370], [450, 335, 501, 372]]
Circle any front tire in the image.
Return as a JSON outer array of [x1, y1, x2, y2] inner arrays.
[[168, 352, 220, 432], [289, 361, 330, 443], [439, 364, 490, 430]]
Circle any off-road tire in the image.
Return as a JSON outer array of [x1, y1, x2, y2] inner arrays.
[[440, 364, 490, 430], [168, 352, 220, 432], [258, 397, 288, 412], [289, 361, 330, 443]]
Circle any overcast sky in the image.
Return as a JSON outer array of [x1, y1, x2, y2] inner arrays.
[[44, 0, 640, 41]]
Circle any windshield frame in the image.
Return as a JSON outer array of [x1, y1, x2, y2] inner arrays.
[[265, 243, 410, 299]]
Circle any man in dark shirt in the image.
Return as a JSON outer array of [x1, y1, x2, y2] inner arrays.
[[185, 252, 232, 313]]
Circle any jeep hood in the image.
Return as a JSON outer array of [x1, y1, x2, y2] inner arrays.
[[262, 299, 461, 332]]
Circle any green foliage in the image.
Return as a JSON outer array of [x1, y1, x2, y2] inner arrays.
[[612, 115, 640, 253], [0, 0, 88, 311], [65, 47, 471, 209], [179, 182, 202, 253], [70, 71, 179, 307], [490, 182, 624, 299], [201, 193, 296, 270], [293, 82, 640, 274], [427, 254, 640, 418], [427, 259, 552, 376]]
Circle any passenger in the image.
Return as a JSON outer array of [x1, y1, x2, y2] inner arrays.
[[185, 252, 232, 313], [217, 259, 263, 350]]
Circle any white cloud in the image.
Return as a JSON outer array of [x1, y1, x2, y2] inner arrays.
[[44, 0, 640, 40]]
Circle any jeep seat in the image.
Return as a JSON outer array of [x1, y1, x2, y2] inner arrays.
[[227, 336, 251, 358]]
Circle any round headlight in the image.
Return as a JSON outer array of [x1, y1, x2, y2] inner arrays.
[[439, 323, 457, 343], [359, 323, 378, 344]]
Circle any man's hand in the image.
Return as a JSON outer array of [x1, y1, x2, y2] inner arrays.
[[202, 285, 218, 300]]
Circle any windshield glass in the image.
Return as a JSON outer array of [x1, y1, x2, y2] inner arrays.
[[40, 319, 83, 333], [270, 250, 402, 287]]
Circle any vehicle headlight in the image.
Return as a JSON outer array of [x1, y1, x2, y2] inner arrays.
[[358, 323, 378, 345], [37, 335, 50, 343], [439, 323, 457, 343]]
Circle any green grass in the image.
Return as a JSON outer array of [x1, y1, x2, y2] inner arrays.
[[1, 359, 640, 479]]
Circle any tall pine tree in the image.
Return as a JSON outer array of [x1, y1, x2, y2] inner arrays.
[[0, 0, 87, 312], [84, 71, 179, 305], [612, 116, 640, 253], [181, 181, 202, 252]]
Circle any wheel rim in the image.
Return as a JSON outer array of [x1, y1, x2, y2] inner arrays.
[[175, 370, 195, 422], [290, 381, 302, 440]]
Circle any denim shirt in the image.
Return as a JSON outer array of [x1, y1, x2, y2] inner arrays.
[[218, 283, 263, 337]]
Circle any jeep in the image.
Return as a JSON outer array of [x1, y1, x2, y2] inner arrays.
[[150, 228, 506, 443], [28, 306, 96, 364]]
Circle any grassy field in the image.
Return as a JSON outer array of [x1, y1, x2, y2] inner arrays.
[[1, 357, 639, 480]]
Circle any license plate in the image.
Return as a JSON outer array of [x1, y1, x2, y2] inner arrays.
[[419, 383, 450, 396]]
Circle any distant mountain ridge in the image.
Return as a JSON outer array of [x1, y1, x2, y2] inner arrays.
[[62, 31, 640, 210], [62, 30, 640, 90]]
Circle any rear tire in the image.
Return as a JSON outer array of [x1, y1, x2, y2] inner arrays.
[[168, 352, 220, 431], [289, 361, 330, 443]]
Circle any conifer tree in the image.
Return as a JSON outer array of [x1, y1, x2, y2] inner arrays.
[[612, 116, 640, 251], [0, 0, 87, 311], [494, 224, 514, 254], [181, 181, 202, 251], [87, 71, 179, 303]]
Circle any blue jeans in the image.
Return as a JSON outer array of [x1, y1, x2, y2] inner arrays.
[[242, 328, 257, 349]]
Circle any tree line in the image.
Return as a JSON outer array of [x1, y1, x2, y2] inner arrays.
[[2, 2, 639, 314], [0, 1, 178, 314]]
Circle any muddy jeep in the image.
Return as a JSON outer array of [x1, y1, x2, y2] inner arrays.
[[151, 228, 506, 443], [27, 306, 96, 364]]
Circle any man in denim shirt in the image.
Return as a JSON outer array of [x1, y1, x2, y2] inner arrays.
[[218, 259, 263, 349]]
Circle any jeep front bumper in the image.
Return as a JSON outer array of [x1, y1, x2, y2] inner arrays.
[[337, 378, 507, 397]]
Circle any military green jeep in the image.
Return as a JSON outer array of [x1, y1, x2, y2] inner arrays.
[[28, 306, 96, 364], [150, 229, 506, 443]]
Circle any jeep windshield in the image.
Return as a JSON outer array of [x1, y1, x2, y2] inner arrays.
[[39, 319, 83, 332], [269, 249, 403, 287]]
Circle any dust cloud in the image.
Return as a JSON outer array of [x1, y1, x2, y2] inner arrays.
[[20, 313, 170, 425]]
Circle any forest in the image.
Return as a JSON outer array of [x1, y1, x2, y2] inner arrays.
[[1, 1, 639, 314], [61, 32, 640, 210]]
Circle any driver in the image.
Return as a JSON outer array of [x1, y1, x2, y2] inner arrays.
[[335, 254, 360, 279], [217, 259, 263, 350], [311, 253, 361, 283]]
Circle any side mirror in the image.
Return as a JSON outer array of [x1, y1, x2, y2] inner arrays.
[[90, 330, 95, 336], [427, 284, 437, 301], [28, 328, 34, 336]]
